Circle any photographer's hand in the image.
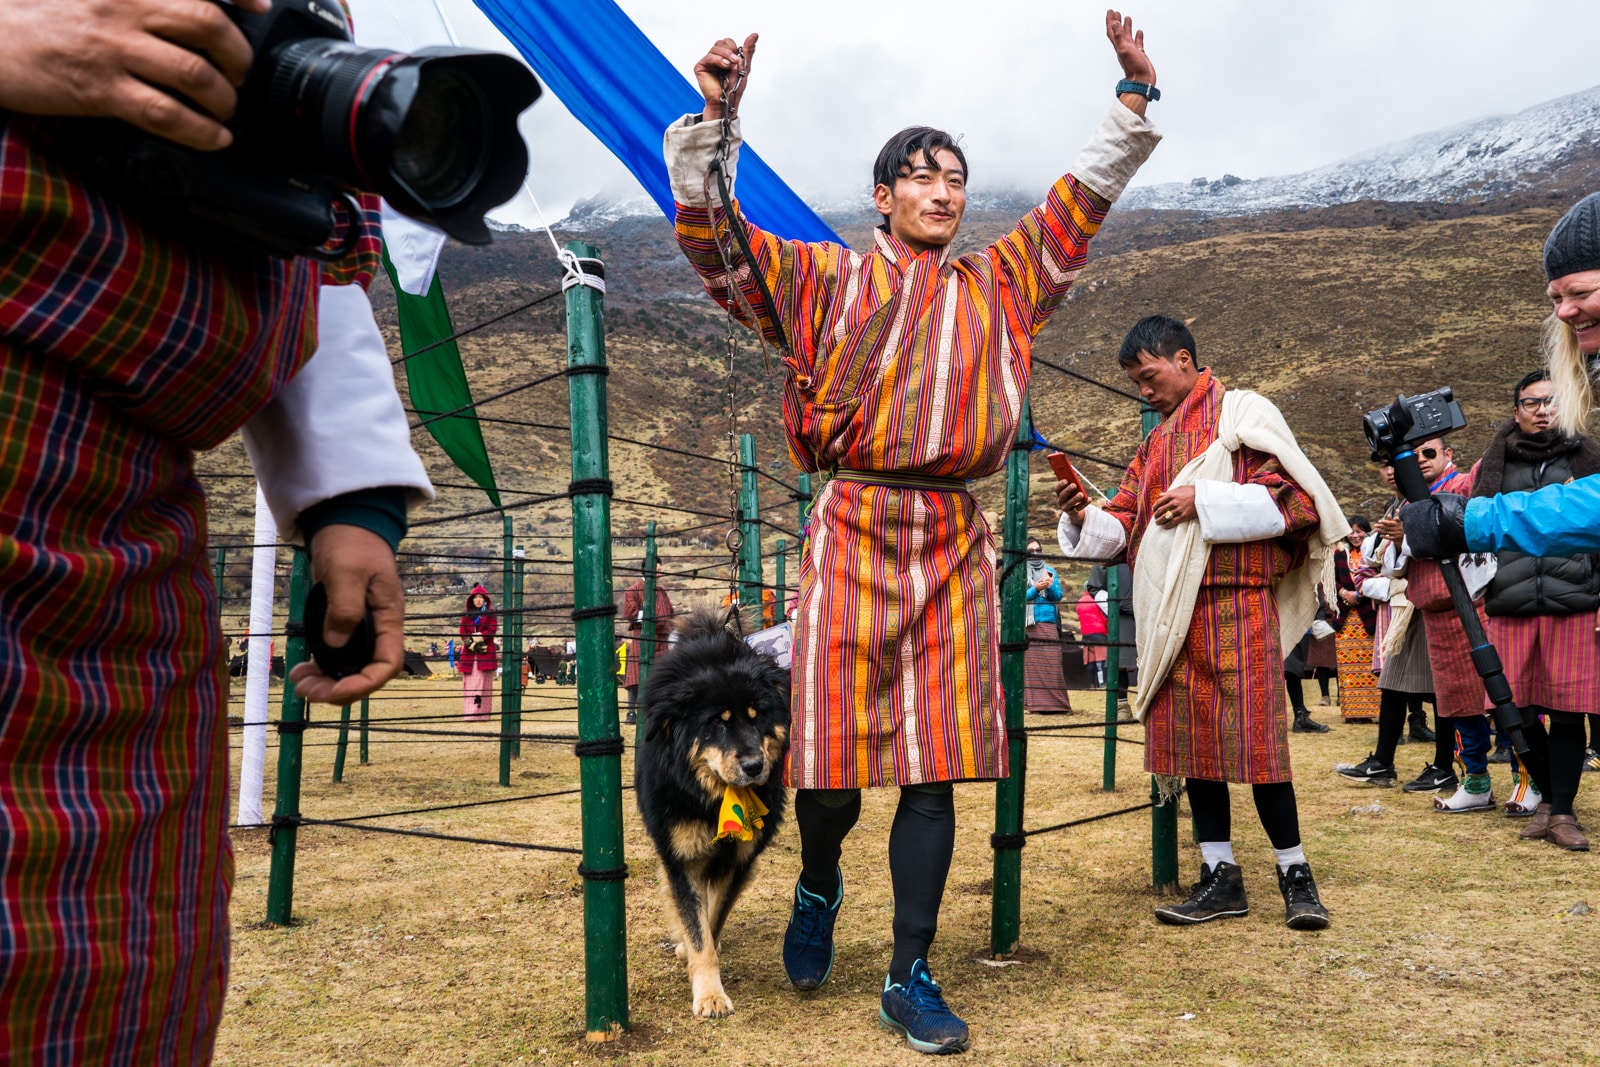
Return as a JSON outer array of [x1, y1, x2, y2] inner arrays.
[[694, 33, 758, 122], [0, 0, 269, 151], [290, 524, 406, 705]]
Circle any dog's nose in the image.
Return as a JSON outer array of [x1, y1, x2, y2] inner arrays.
[[739, 755, 766, 779]]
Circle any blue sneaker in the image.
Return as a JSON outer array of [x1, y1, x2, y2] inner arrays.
[[878, 959, 970, 1054], [782, 870, 841, 990]]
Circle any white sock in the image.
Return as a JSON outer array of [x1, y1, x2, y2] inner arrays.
[[1198, 841, 1235, 869], [1274, 845, 1307, 874]]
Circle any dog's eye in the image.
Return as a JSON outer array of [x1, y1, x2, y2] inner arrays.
[[720, 709, 731, 722]]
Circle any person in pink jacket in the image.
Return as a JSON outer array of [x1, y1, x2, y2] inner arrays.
[[458, 584, 499, 722]]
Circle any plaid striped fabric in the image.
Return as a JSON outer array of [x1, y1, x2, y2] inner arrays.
[[677, 176, 1109, 788], [0, 118, 375, 1063], [1023, 622, 1074, 712], [1100, 373, 1320, 784], [1335, 624, 1382, 720], [1406, 470, 1491, 718], [1486, 612, 1600, 714]]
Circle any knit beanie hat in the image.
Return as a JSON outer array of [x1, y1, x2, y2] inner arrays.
[[1544, 192, 1600, 281]]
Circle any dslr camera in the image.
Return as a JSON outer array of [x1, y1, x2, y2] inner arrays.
[[55, 0, 540, 257]]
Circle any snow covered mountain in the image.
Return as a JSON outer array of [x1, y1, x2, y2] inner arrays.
[[1120, 84, 1600, 216]]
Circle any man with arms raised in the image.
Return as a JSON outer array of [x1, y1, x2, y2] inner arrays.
[[1056, 316, 1347, 931], [665, 11, 1161, 1054]]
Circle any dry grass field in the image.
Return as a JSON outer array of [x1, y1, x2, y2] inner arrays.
[[215, 677, 1599, 1067]]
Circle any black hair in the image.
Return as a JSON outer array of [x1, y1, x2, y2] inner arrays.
[[1117, 315, 1197, 369], [872, 127, 968, 225], [1513, 368, 1551, 404], [1348, 514, 1371, 533]]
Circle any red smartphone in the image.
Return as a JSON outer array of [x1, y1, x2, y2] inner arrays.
[[1046, 452, 1088, 500]]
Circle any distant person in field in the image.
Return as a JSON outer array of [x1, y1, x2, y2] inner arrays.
[[667, 10, 1162, 1053], [622, 577, 675, 725], [1078, 577, 1111, 689], [458, 585, 498, 722], [1022, 539, 1073, 713], [1056, 315, 1347, 931]]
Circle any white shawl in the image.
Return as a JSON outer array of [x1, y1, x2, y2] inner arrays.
[[1130, 390, 1350, 721]]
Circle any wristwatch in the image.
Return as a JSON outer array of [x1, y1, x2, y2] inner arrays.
[[1115, 79, 1160, 102]]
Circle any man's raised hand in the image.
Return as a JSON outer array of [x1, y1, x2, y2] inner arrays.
[[694, 33, 758, 122], [1105, 9, 1157, 115], [0, 0, 272, 152]]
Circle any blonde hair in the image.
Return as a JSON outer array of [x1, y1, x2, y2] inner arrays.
[[1546, 312, 1596, 438]]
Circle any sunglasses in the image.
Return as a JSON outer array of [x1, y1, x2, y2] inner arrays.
[[1516, 395, 1557, 412], [1418, 447, 1440, 460]]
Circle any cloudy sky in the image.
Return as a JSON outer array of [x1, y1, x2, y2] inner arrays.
[[415, 0, 1595, 226]]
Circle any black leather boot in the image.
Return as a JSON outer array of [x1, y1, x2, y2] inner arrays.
[[1292, 707, 1330, 733], [1154, 862, 1249, 925]]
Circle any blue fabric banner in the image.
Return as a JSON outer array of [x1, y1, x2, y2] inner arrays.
[[470, 0, 843, 246]]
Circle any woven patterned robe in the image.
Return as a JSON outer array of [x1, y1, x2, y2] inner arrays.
[[0, 117, 378, 1063], [1103, 372, 1319, 784], [1407, 468, 1490, 717], [676, 176, 1110, 787]]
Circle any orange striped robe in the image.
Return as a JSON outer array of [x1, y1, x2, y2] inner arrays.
[[675, 178, 1109, 788]]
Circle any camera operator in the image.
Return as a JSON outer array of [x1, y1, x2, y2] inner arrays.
[[1, 1, 432, 1062], [1405, 193, 1600, 558]]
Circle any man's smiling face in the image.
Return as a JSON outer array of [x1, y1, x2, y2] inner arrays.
[[873, 148, 966, 254]]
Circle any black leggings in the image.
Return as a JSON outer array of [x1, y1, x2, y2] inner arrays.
[[794, 784, 956, 986], [1374, 690, 1433, 766], [1546, 710, 1591, 817], [1186, 777, 1301, 852]]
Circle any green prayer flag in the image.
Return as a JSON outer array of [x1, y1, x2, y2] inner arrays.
[[382, 244, 501, 508]]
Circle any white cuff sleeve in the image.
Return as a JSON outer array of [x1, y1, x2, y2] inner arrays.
[[1380, 541, 1411, 577], [1361, 531, 1383, 561], [1193, 480, 1286, 543], [241, 283, 434, 543], [1359, 577, 1392, 602], [1057, 504, 1128, 560], [1068, 100, 1163, 204], [664, 114, 739, 206]]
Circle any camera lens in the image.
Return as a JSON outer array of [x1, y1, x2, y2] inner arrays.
[[391, 68, 491, 207]]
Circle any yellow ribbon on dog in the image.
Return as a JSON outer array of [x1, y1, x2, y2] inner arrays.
[[715, 786, 769, 842]]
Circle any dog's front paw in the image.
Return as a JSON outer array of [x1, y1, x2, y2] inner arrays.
[[692, 990, 734, 1018]]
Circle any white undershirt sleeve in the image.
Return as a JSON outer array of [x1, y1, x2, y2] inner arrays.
[[1193, 480, 1287, 543]]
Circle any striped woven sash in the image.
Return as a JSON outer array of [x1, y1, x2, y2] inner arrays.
[[829, 468, 969, 492]]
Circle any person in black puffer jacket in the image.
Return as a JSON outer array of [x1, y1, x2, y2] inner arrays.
[[1474, 370, 1600, 851]]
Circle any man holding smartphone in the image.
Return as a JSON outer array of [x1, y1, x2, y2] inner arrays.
[[1056, 315, 1347, 931]]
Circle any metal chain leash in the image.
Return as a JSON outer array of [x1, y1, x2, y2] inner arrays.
[[705, 51, 753, 621]]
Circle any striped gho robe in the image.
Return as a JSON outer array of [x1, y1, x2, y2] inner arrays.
[[665, 107, 1159, 788], [1100, 372, 1320, 785], [0, 116, 381, 1063], [1404, 468, 1491, 717]]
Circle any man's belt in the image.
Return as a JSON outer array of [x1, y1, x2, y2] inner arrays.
[[829, 468, 969, 492]]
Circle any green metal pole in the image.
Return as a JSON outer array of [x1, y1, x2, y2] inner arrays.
[[333, 703, 351, 783], [1137, 398, 1180, 893], [265, 549, 311, 925], [565, 241, 628, 1040], [738, 434, 762, 613], [797, 472, 814, 547], [213, 545, 228, 629], [512, 547, 525, 760], [636, 522, 659, 748], [500, 517, 515, 786], [359, 696, 369, 765], [1102, 565, 1122, 792], [991, 398, 1031, 956], [774, 539, 786, 626]]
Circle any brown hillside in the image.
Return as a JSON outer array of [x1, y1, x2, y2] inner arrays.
[[196, 202, 1563, 637]]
